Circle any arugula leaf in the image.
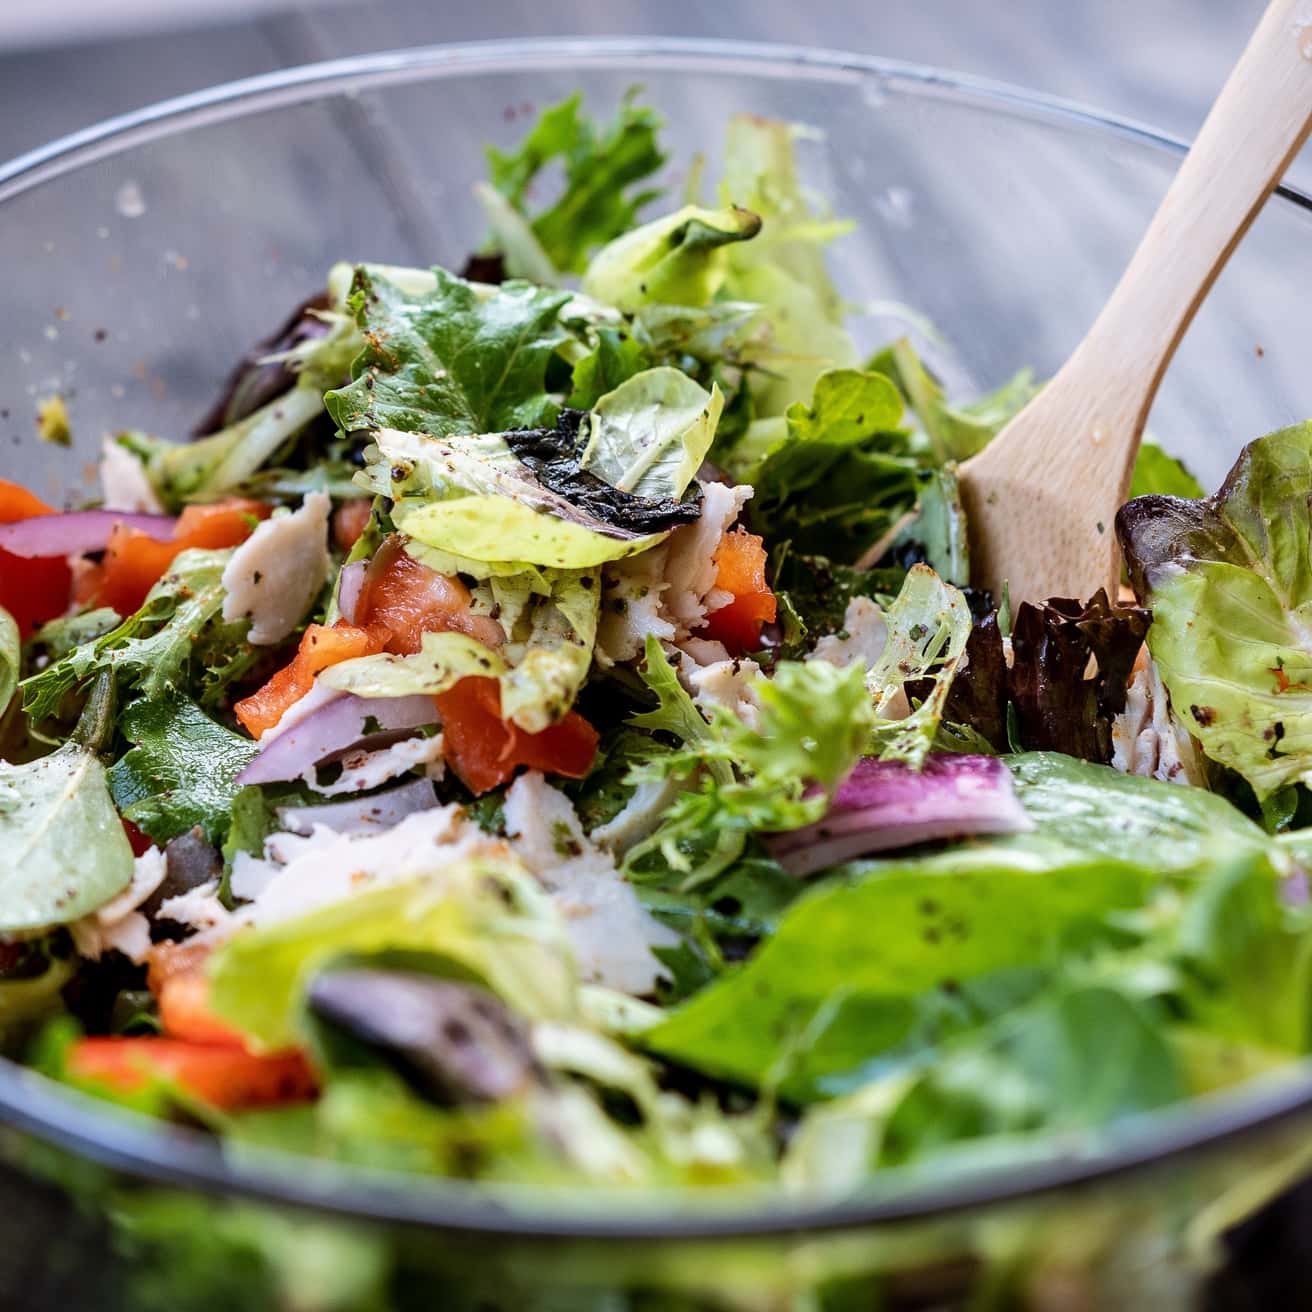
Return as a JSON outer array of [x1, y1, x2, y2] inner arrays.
[[0, 605, 18, 721], [484, 91, 667, 274], [580, 368, 722, 501], [868, 565, 972, 768], [0, 744, 134, 932], [581, 205, 762, 313], [28, 609, 121, 666], [107, 694, 257, 845], [323, 568, 599, 734], [646, 843, 1154, 1101], [325, 266, 571, 439], [1117, 422, 1312, 799], [878, 466, 972, 587], [1130, 438, 1205, 500], [21, 549, 236, 722]]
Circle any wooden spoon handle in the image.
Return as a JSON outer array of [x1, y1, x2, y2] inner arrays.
[[1073, 0, 1312, 419]]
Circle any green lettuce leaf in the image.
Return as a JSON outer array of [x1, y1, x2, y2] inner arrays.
[[1172, 849, 1312, 1053], [868, 564, 973, 767], [123, 386, 328, 514], [646, 843, 1154, 1102], [1130, 439, 1205, 500], [1117, 422, 1312, 799], [1006, 752, 1272, 872], [566, 326, 651, 409], [786, 982, 1182, 1186], [107, 694, 257, 844], [323, 567, 599, 733], [624, 642, 872, 887], [0, 744, 134, 932], [872, 338, 1036, 465], [325, 265, 571, 439], [209, 856, 577, 1051], [0, 605, 18, 721], [740, 368, 917, 560], [581, 205, 762, 314], [484, 91, 666, 275], [359, 428, 663, 570], [21, 549, 237, 721], [580, 367, 721, 500], [715, 114, 859, 412]]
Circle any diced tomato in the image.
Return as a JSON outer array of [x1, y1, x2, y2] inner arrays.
[[68, 1037, 316, 1110], [359, 535, 504, 655], [87, 497, 272, 617], [0, 478, 72, 639], [120, 819, 153, 858], [436, 676, 598, 795], [157, 968, 249, 1048], [234, 620, 386, 738], [700, 527, 776, 655], [332, 498, 374, 553]]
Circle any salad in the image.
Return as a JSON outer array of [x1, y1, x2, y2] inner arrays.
[[1, 91, 1311, 1198]]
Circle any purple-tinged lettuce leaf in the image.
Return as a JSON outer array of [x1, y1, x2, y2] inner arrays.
[[933, 591, 1149, 763]]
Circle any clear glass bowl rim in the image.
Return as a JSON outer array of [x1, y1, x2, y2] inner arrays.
[[3, 35, 1312, 1240]]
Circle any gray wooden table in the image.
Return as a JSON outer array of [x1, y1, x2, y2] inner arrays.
[[0, 0, 1285, 175]]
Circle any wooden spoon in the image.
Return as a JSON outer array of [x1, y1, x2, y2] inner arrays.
[[958, 0, 1312, 604]]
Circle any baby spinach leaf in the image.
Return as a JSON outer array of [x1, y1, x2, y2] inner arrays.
[[646, 844, 1154, 1102]]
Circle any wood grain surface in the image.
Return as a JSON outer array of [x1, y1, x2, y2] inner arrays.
[[0, 0, 1282, 171]]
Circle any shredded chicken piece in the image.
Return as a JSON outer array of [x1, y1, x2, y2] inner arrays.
[[503, 772, 677, 995], [808, 596, 888, 670], [1111, 658, 1206, 786]]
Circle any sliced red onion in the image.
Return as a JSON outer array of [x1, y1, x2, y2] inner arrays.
[[0, 509, 175, 558], [237, 692, 438, 785], [765, 755, 1033, 878], [275, 777, 439, 836], [336, 561, 367, 624]]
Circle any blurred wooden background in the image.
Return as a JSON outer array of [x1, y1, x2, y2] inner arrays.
[[0, 0, 1288, 178]]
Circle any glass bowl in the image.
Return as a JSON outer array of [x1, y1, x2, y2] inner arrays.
[[3, 37, 1312, 1311]]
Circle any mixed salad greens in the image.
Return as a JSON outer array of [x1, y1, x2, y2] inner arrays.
[[2, 91, 1312, 1198]]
